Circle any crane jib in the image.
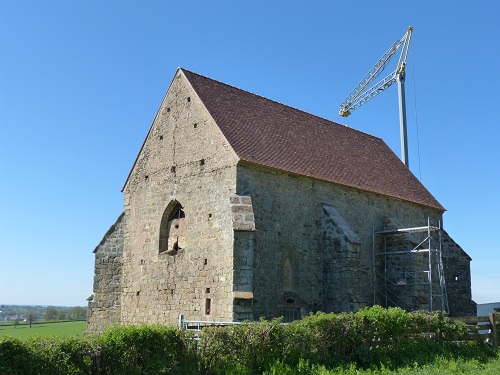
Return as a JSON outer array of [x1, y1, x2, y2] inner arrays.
[[338, 26, 413, 167], [339, 27, 412, 116]]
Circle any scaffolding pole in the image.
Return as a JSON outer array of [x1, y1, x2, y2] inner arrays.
[[373, 218, 448, 312]]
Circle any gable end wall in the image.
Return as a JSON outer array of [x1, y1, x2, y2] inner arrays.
[[119, 70, 239, 326]]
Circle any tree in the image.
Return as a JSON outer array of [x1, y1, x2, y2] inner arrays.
[[68, 306, 87, 320], [43, 307, 58, 321], [11, 318, 19, 328], [26, 310, 37, 328], [57, 310, 67, 320]]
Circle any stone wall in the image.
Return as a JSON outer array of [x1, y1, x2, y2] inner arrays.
[[441, 231, 476, 316], [375, 220, 475, 316], [376, 217, 444, 312], [235, 162, 446, 319], [320, 203, 362, 313], [233, 230, 255, 320], [119, 70, 239, 326], [87, 212, 125, 333], [231, 193, 256, 320]]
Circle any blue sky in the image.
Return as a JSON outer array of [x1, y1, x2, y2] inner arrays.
[[0, 1, 498, 307]]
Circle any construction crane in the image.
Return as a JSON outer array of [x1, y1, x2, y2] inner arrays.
[[339, 26, 413, 167]]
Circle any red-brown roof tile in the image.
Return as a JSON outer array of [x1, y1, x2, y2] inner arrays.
[[183, 68, 443, 211]]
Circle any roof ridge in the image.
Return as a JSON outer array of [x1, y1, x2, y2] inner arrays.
[[179, 68, 382, 141]]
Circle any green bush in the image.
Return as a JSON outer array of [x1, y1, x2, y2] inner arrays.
[[0, 337, 38, 375], [198, 307, 496, 373], [198, 318, 288, 374], [0, 324, 197, 375], [25, 336, 94, 375], [94, 324, 197, 374]]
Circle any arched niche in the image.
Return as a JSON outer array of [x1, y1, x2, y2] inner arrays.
[[159, 201, 186, 255], [283, 254, 299, 292]]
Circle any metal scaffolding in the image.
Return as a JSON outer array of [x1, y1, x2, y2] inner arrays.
[[373, 218, 448, 312]]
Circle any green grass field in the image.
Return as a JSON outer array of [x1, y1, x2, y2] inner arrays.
[[0, 320, 86, 339]]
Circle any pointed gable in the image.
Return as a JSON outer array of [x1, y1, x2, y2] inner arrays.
[[122, 68, 239, 193], [181, 68, 444, 211]]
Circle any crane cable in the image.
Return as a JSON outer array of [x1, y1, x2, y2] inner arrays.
[[410, 44, 422, 181]]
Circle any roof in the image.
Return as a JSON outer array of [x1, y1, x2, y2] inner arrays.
[[181, 68, 444, 211]]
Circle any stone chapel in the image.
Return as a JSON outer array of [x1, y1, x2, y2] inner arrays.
[[86, 68, 475, 333]]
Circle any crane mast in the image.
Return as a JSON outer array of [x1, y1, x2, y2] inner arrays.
[[339, 26, 413, 167]]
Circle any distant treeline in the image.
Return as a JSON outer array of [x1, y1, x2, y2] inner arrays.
[[41, 306, 86, 321], [0, 305, 86, 323]]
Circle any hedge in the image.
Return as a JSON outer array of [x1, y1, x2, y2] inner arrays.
[[198, 307, 495, 373], [0, 324, 197, 375], [0, 307, 496, 375]]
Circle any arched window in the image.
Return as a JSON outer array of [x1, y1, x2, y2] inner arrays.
[[159, 202, 186, 255]]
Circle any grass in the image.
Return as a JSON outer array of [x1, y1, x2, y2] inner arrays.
[[265, 355, 500, 374], [0, 320, 86, 339]]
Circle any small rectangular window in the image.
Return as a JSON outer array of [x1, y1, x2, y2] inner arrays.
[[205, 298, 211, 315]]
